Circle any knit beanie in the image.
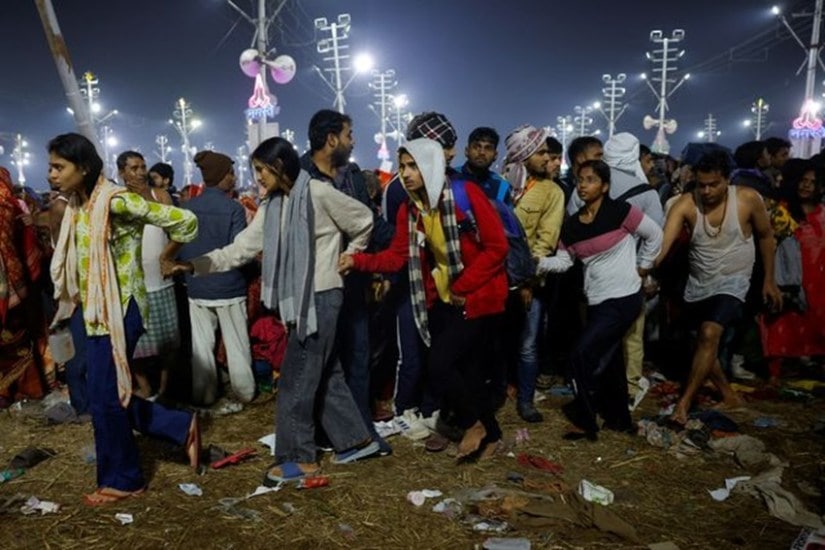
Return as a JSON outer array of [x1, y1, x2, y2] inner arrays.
[[194, 151, 233, 187], [405, 112, 457, 149]]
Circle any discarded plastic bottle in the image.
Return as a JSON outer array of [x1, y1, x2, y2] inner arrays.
[[0, 468, 24, 483], [297, 475, 330, 489]]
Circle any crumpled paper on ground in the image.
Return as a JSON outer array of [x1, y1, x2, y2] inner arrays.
[[735, 467, 825, 529], [708, 476, 751, 502], [20, 496, 60, 515], [708, 434, 783, 469]]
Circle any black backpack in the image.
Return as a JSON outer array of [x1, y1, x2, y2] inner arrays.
[[451, 178, 535, 288]]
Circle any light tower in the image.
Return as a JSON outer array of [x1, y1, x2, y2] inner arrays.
[[169, 98, 201, 186], [10, 134, 31, 185], [79, 71, 118, 175], [369, 69, 397, 161], [774, 1, 825, 158], [555, 115, 574, 147], [235, 144, 248, 189], [230, 0, 296, 150], [312, 14, 373, 114], [391, 94, 410, 148], [599, 74, 628, 138], [642, 29, 689, 155]]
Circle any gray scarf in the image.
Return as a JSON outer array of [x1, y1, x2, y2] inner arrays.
[[261, 169, 317, 341]]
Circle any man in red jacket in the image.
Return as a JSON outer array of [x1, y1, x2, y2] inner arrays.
[[339, 138, 508, 460]]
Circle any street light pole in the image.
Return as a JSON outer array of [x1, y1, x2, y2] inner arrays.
[[369, 69, 396, 160], [643, 29, 688, 155], [573, 105, 594, 137], [155, 135, 171, 163], [601, 74, 627, 138], [701, 114, 720, 143], [170, 97, 200, 186], [10, 134, 30, 185], [315, 14, 351, 114]]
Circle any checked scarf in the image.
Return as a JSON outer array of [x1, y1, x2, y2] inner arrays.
[[407, 177, 464, 347]]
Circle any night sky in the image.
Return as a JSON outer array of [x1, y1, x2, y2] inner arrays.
[[0, 0, 814, 189]]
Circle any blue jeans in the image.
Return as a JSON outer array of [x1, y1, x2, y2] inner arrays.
[[275, 290, 370, 464], [86, 299, 192, 491], [517, 294, 545, 405], [66, 306, 88, 415]]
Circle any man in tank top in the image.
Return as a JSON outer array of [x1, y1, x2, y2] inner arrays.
[[655, 151, 782, 425]]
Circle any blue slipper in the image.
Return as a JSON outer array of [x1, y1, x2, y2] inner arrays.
[[263, 462, 318, 486], [331, 441, 380, 465]]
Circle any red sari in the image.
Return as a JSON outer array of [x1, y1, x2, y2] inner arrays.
[[760, 204, 825, 358]]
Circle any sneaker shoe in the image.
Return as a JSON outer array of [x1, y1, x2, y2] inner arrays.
[[517, 402, 544, 423], [331, 441, 380, 464], [629, 377, 650, 412], [421, 410, 440, 431], [393, 409, 430, 441], [731, 355, 755, 381]]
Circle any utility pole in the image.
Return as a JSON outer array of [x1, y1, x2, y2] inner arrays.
[[775, 1, 824, 158], [599, 74, 627, 138], [235, 144, 248, 189], [77, 71, 118, 175], [10, 134, 31, 185], [699, 114, 720, 143], [169, 98, 201, 186], [556, 115, 574, 147], [642, 29, 689, 155], [313, 14, 373, 114], [155, 135, 172, 163], [745, 98, 770, 140], [369, 69, 396, 161], [391, 94, 410, 148], [573, 105, 595, 137]]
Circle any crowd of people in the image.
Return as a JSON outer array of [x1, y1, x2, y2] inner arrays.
[[1, 108, 823, 504]]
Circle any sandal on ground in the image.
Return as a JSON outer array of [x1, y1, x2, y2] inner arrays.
[[263, 462, 319, 486], [83, 487, 145, 507], [424, 433, 449, 453]]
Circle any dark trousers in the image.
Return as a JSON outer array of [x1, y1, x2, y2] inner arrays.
[[338, 274, 375, 434], [567, 293, 643, 433], [86, 299, 191, 491], [66, 306, 88, 415], [394, 283, 437, 416], [427, 302, 501, 443]]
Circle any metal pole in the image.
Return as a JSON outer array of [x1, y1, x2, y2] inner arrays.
[[756, 101, 763, 140], [33, 0, 100, 150], [608, 79, 616, 138], [256, 0, 267, 145], [805, 0, 823, 103], [658, 37, 669, 139], [331, 22, 345, 113]]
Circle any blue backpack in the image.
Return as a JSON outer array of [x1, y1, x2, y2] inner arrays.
[[451, 178, 536, 288]]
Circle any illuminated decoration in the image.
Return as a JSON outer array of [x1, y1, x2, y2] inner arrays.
[[789, 100, 825, 139], [245, 73, 279, 121]]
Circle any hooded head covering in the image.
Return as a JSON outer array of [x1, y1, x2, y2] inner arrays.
[[406, 112, 457, 149], [502, 124, 547, 192], [400, 138, 446, 210], [194, 151, 233, 187], [603, 133, 649, 183]]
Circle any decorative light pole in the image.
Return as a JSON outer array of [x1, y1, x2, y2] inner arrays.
[[599, 74, 628, 138], [10, 134, 31, 185], [312, 14, 373, 114], [79, 71, 118, 175], [369, 69, 396, 161], [774, 1, 825, 157], [230, 0, 296, 150], [744, 98, 770, 140], [698, 114, 721, 143], [235, 144, 248, 189], [573, 105, 595, 137], [169, 98, 201, 186], [642, 29, 689, 154], [555, 115, 574, 147], [391, 94, 409, 148], [155, 134, 172, 163]]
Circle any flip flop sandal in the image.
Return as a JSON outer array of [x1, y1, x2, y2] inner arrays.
[[83, 487, 145, 507], [263, 462, 319, 486], [9, 448, 57, 470], [424, 433, 449, 452]]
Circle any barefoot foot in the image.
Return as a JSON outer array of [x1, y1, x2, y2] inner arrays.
[[456, 421, 486, 460]]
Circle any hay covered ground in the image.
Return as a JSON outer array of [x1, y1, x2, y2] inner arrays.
[[0, 378, 823, 550]]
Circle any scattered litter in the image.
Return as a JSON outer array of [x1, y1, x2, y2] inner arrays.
[[753, 416, 780, 428], [708, 476, 751, 502], [471, 519, 509, 533], [506, 471, 524, 484], [0, 469, 24, 483], [257, 433, 276, 456], [648, 542, 680, 550], [407, 488, 443, 506], [483, 536, 531, 549], [297, 476, 330, 489], [374, 420, 400, 438], [9, 447, 56, 470], [214, 498, 261, 521], [247, 484, 282, 498], [791, 528, 825, 549], [658, 404, 675, 416], [516, 454, 563, 475], [211, 448, 256, 469], [338, 523, 355, 540], [630, 377, 650, 411], [20, 496, 60, 515], [281, 502, 296, 514], [432, 498, 462, 518], [637, 420, 677, 449], [80, 445, 96, 464], [578, 480, 614, 505], [114, 513, 134, 525], [214, 401, 243, 416], [178, 483, 203, 497], [786, 379, 825, 392], [737, 467, 824, 529], [44, 402, 79, 424], [514, 428, 530, 446], [708, 434, 782, 469]]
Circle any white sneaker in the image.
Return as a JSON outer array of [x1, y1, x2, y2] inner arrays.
[[629, 377, 650, 412], [393, 409, 430, 441], [421, 410, 440, 431], [731, 355, 755, 380]]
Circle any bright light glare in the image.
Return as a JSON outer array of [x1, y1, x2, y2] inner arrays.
[[743, 120, 752, 127], [592, 101, 602, 109], [353, 53, 374, 74], [697, 131, 705, 138], [771, 5, 781, 15], [393, 94, 408, 109], [106, 136, 118, 147], [191, 119, 203, 129], [684, 73, 691, 80], [640, 73, 647, 80], [92, 103, 101, 114]]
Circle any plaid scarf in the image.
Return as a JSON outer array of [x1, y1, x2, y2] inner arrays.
[[407, 178, 464, 347]]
